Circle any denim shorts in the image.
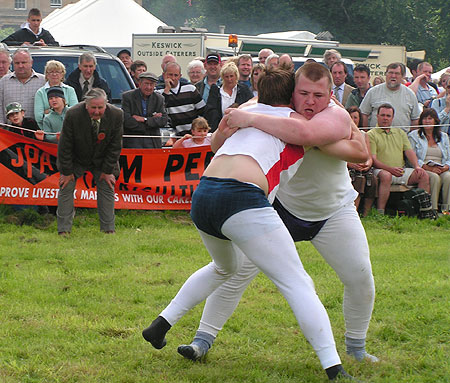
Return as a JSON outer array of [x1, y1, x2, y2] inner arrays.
[[272, 198, 327, 241], [191, 176, 271, 240]]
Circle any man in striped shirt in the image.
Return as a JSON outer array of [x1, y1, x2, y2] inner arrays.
[[158, 62, 205, 144]]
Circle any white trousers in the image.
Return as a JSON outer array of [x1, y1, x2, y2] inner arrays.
[[160, 207, 341, 369], [197, 203, 375, 342]]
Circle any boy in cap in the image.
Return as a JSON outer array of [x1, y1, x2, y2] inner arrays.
[[4, 102, 39, 138], [35, 86, 67, 143]]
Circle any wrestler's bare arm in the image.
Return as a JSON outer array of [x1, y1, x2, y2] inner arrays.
[[319, 122, 369, 163], [225, 105, 351, 146]]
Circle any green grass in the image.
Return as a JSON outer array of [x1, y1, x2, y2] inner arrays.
[[0, 207, 449, 383]]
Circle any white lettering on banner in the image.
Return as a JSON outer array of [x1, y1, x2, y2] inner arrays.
[[122, 194, 144, 203], [81, 190, 97, 200], [145, 195, 164, 204], [168, 196, 191, 204], [0, 187, 29, 198], [31, 188, 59, 199]]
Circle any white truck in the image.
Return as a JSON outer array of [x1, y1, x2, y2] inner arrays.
[[132, 32, 415, 80], [132, 32, 363, 75]]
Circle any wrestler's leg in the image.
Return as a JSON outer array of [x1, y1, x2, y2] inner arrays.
[[311, 203, 377, 361]]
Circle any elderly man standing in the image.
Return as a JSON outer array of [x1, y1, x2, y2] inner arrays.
[[0, 49, 11, 79], [156, 54, 189, 90], [122, 72, 168, 148], [56, 88, 123, 235], [360, 62, 420, 132], [257, 48, 274, 64], [65, 52, 111, 101], [0, 49, 45, 123]]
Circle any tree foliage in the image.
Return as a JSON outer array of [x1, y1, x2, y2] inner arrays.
[[143, 0, 449, 70], [0, 28, 15, 41]]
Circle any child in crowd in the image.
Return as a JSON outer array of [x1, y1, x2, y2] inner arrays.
[[4, 102, 39, 138], [172, 117, 211, 148], [35, 86, 68, 143]]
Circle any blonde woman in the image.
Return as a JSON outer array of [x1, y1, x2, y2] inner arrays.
[[204, 62, 253, 131], [34, 60, 78, 128]]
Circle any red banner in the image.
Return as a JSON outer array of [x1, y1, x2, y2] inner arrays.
[[0, 129, 213, 210]]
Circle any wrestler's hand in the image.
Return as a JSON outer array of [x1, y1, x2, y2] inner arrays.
[[225, 108, 254, 128], [359, 160, 372, 172], [100, 173, 116, 190], [218, 114, 239, 138], [330, 95, 345, 109], [59, 174, 74, 189]]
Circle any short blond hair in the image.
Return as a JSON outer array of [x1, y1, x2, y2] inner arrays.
[[44, 60, 66, 81], [220, 62, 239, 80]]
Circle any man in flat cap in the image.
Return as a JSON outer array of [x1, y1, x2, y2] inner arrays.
[[121, 72, 168, 148]]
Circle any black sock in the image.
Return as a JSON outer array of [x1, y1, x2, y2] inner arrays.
[[325, 364, 343, 380], [142, 316, 171, 349]]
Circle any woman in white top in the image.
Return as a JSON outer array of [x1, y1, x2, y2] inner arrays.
[[204, 62, 253, 131], [408, 108, 450, 211]]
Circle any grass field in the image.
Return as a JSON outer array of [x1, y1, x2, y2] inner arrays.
[[0, 207, 449, 383]]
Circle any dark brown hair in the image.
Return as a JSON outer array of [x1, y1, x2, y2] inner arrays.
[[418, 108, 441, 142], [258, 67, 294, 106], [346, 106, 363, 128]]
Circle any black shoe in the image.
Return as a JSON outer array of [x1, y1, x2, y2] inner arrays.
[[327, 365, 360, 381], [142, 316, 171, 349]]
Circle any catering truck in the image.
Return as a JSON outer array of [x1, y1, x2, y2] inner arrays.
[[132, 32, 416, 80], [132, 32, 366, 75]]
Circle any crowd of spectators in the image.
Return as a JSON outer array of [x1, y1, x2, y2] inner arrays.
[[1, 9, 449, 215]]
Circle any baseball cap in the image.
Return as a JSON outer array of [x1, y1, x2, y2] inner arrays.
[[117, 49, 131, 57], [139, 72, 158, 82], [206, 53, 221, 64], [46, 86, 65, 100], [5, 102, 24, 116]]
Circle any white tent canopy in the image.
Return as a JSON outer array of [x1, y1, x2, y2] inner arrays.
[[431, 66, 450, 82], [257, 31, 318, 41], [42, 0, 166, 48]]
